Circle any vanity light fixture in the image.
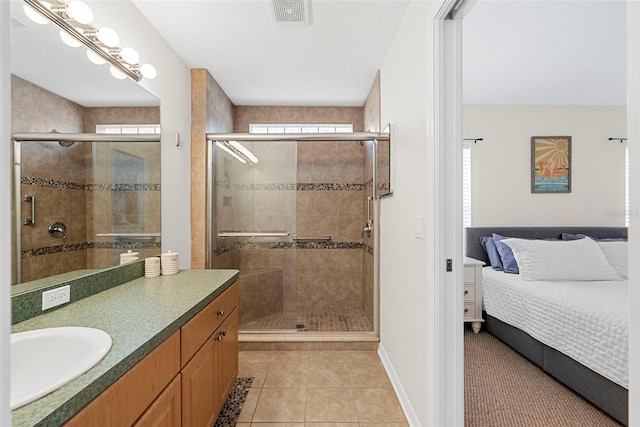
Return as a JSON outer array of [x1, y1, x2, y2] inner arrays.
[[216, 141, 247, 164], [22, 0, 157, 82]]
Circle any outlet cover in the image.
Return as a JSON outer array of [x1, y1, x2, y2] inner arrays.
[[42, 285, 71, 311]]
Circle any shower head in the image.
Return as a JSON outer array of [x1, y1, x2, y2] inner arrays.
[[51, 129, 76, 147]]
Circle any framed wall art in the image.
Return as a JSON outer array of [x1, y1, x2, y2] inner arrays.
[[531, 136, 571, 193]]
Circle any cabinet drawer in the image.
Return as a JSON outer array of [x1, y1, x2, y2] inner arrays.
[[134, 374, 181, 427], [464, 303, 475, 320], [463, 285, 476, 302], [181, 282, 238, 367], [463, 266, 477, 283]]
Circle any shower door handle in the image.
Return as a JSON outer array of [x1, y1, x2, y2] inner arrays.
[[23, 195, 35, 226]]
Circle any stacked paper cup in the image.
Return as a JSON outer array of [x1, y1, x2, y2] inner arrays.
[[120, 250, 139, 265], [161, 250, 179, 275], [145, 257, 161, 278]]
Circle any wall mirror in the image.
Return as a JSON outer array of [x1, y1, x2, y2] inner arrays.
[[376, 123, 393, 198], [10, 0, 161, 295]]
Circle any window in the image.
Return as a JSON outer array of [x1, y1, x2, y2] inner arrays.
[[96, 124, 161, 134], [249, 124, 353, 134], [626, 146, 630, 227], [463, 143, 472, 227]]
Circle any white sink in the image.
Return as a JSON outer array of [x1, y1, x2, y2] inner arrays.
[[11, 327, 112, 410]]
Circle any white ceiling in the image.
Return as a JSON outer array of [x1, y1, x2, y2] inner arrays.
[[131, 0, 411, 107], [9, 0, 627, 108], [463, 0, 626, 106]]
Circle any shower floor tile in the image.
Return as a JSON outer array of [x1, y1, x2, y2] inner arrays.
[[240, 309, 373, 332]]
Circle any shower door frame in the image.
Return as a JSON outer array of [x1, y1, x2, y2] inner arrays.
[[205, 131, 389, 336], [12, 132, 161, 282]]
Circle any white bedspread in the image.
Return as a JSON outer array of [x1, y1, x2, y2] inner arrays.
[[482, 267, 629, 388]]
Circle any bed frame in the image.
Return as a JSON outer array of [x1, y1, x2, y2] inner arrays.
[[465, 226, 628, 426]]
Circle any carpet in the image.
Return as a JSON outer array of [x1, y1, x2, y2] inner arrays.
[[464, 329, 622, 427], [214, 377, 254, 427]]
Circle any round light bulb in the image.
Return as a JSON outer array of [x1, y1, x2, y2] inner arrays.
[[66, 1, 93, 25], [23, 2, 52, 25], [120, 47, 140, 65], [86, 49, 106, 65], [97, 27, 120, 48], [59, 30, 82, 48], [110, 66, 127, 80], [140, 64, 157, 80]]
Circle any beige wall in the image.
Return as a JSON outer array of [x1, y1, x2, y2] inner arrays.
[[234, 106, 364, 132], [464, 104, 627, 226], [190, 69, 235, 269]]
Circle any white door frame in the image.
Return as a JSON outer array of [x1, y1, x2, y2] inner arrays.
[[433, 0, 473, 424]]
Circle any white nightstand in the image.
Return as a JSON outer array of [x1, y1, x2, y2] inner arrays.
[[464, 257, 485, 333]]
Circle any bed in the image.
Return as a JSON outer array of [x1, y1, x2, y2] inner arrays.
[[465, 226, 629, 426]]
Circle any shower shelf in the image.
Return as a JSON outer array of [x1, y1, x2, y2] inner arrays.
[[217, 232, 289, 238]]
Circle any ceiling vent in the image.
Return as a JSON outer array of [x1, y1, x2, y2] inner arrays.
[[272, 0, 309, 24]]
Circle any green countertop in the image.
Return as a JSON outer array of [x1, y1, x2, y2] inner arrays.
[[11, 269, 239, 427]]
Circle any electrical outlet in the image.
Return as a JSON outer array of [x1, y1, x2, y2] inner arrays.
[[42, 285, 71, 311]]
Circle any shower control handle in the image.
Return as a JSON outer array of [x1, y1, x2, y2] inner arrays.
[[48, 222, 67, 239], [23, 195, 35, 226]]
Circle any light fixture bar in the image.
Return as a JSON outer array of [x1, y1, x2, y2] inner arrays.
[[23, 0, 142, 81]]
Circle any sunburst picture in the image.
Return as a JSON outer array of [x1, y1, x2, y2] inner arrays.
[[531, 136, 571, 193]]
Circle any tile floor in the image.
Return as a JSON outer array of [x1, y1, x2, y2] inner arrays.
[[236, 350, 409, 426], [239, 309, 373, 332]]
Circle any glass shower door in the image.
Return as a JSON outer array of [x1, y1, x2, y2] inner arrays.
[[212, 139, 298, 331]]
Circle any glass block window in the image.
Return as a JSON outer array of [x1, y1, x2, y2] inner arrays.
[[96, 124, 161, 134], [249, 124, 354, 134]]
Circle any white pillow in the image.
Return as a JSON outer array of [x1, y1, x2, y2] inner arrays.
[[501, 237, 620, 281], [597, 241, 628, 279]]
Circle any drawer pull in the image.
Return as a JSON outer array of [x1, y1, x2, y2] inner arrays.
[[220, 330, 227, 337], [217, 310, 225, 316], [215, 334, 223, 342], [464, 290, 469, 296]]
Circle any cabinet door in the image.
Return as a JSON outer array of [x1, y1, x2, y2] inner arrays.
[[217, 308, 239, 409], [134, 374, 181, 427], [181, 336, 218, 427]]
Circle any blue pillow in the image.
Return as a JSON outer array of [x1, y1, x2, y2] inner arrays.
[[481, 236, 503, 271], [493, 233, 519, 274]]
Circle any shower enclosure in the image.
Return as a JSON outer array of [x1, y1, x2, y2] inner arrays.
[[206, 132, 388, 335], [12, 133, 161, 286]]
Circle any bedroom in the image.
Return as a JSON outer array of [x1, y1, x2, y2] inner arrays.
[[462, 1, 628, 426]]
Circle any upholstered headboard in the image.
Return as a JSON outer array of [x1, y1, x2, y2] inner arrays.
[[465, 226, 627, 266]]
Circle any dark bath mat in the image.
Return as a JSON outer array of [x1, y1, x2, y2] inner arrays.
[[213, 377, 254, 427]]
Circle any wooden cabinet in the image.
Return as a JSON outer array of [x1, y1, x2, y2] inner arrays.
[[217, 308, 238, 410], [64, 281, 239, 427], [64, 332, 181, 427], [463, 257, 484, 333], [181, 283, 239, 427], [134, 374, 182, 427]]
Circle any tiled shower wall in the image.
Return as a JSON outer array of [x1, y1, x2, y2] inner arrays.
[[11, 75, 160, 284], [215, 106, 372, 322]]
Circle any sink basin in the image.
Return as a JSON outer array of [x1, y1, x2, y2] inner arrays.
[[11, 327, 112, 410]]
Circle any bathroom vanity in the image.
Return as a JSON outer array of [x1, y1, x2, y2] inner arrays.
[[11, 269, 239, 427]]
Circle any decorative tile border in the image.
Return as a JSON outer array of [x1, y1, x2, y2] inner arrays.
[[21, 176, 160, 191], [213, 240, 364, 257], [22, 241, 161, 259], [213, 180, 367, 191]]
